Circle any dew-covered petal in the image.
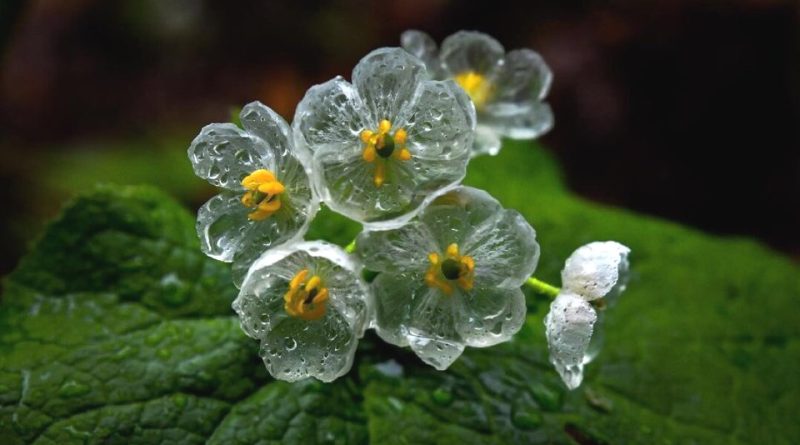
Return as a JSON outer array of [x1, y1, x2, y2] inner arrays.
[[312, 148, 419, 227], [418, 186, 504, 250], [188, 123, 275, 191], [463, 208, 539, 289], [455, 285, 526, 347], [406, 289, 464, 370], [239, 101, 293, 154], [352, 47, 427, 125], [482, 100, 554, 140], [544, 292, 597, 390], [439, 31, 504, 76], [370, 271, 425, 347], [561, 241, 632, 301], [398, 79, 476, 161], [260, 308, 356, 382], [232, 241, 371, 382], [400, 29, 443, 78], [196, 192, 250, 262], [490, 49, 552, 104], [293, 77, 370, 159], [356, 221, 437, 274], [471, 125, 502, 157]]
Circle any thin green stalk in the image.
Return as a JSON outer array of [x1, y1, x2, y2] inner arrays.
[[525, 277, 560, 298]]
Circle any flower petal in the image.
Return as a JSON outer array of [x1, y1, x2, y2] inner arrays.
[[370, 271, 425, 347], [463, 208, 540, 289], [482, 100, 554, 140], [455, 285, 526, 347], [400, 29, 443, 78], [439, 31, 504, 76], [356, 221, 437, 274], [352, 47, 427, 125], [239, 101, 293, 154], [406, 289, 464, 370], [398, 80, 476, 161], [293, 77, 369, 159], [188, 123, 276, 191], [418, 186, 503, 250], [544, 292, 597, 390], [471, 125, 502, 157], [195, 192, 250, 262], [490, 49, 552, 103], [561, 241, 631, 301]]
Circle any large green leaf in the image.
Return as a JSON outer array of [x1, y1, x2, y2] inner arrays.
[[1, 144, 797, 444]]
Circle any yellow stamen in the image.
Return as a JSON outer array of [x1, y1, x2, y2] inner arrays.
[[283, 268, 329, 321], [359, 119, 411, 187], [453, 71, 493, 109], [424, 243, 476, 295], [240, 168, 285, 221]]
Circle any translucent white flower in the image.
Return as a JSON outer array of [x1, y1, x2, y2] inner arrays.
[[544, 241, 631, 389], [188, 102, 318, 286], [402, 30, 554, 156], [232, 241, 371, 382], [293, 47, 476, 229], [357, 186, 539, 370]]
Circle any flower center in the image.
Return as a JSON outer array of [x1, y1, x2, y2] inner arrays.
[[240, 169, 285, 221], [425, 243, 475, 295], [284, 268, 329, 321], [359, 119, 411, 187], [453, 71, 492, 109]]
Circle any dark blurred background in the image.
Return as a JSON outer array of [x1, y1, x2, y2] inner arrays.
[[1, 0, 798, 277]]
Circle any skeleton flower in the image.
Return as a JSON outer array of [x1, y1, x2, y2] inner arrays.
[[189, 102, 318, 286], [356, 186, 539, 370], [293, 47, 476, 229], [232, 241, 371, 382], [544, 241, 631, 389], [402, 30, 553, 156]]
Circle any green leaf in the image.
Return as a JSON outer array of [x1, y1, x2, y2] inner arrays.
[[1, 144, 797, 444]]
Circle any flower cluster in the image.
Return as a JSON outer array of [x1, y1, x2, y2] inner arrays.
[[187, 30, 631, 388]]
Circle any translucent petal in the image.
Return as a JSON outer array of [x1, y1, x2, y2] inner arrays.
[[239, 101, 292, 153], [561, 241, 632, 301], [356, 221, 437, 274], [471, 125, 502, 157], [352, 48, 427, 125], [398, 80, 476, 161], [188, 123, 276, 191], [463, 209, 540, 289], [292, 77, 369, 160], [544, 292, 597, 390], [418, 186, 503, 250], [260, 309, 356, 382], [313, 148, 418, 227], [491, 49, 552, 103], [405, 288, 464, 370], [232, 241, 370, 382], [196, 192, 251, 262], [400, 29, 443, 78], [482, 100, 554, 140], [370, 271, 425, 347], [439, 31, 504, 76], [455, 285, 526, 347]]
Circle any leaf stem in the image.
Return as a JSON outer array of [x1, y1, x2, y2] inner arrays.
[[525, 277, 560, 298], [344, 240, 356, 253]]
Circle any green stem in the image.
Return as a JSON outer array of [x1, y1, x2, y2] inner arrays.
[[344, 240, 356, 253], [525, 277, 560, 298]]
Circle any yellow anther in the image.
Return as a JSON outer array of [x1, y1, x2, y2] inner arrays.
[[359, 119, 411, 188], [283, 269, 329, 321], [240, 168, 285, 221], [453, 71, 493, 108], [424, 243, 476, 295]]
